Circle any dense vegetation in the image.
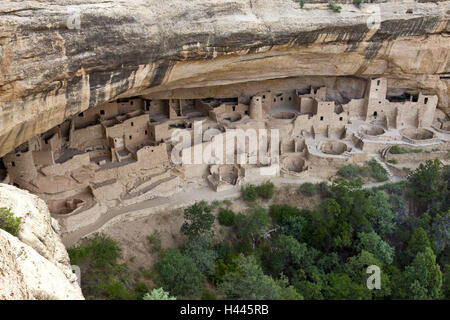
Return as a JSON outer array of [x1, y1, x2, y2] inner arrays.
[[69, 159, 449, 300], [337, 160, 389, 183], [0, 207, 21, 236]]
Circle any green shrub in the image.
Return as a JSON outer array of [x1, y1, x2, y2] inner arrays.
[[0, 207, 21, 236], [181, 201, 215, 238], [138, 267, 152, 279], [299, 182, 316, 197], [328, 1, 342, 13], [241, 184, 259, 201], [135, 282, 149, 300], [366, 159, 389, 182], [68, 233, 121, 268], [257, 181, 275, 199], [214, 242, 233, 261], [317, 181, 330, 197], [201, 288, 218, 300], [222, 199, 232, 207], [147, 230, 162, 252], [103, 280, 135, 300], [390, 146, 407, 154], [154, 249, 206, 297], [387, 159, 398, 164], [67, 234, 134, 300], [143, 288, 176, 300], [411, 148, 423, 153], [210, 200, 221, 210], [218, 208, 236, 226], [337, 164, 363, 180], [299, 0, 305, 8], [353, 0, 362, 6]]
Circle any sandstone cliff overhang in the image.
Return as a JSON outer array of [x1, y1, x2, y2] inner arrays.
[[0, 0, 449, 157]]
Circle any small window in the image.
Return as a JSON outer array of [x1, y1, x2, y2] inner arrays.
[[377, 80, 380, 86], [16, 154, 20, 157], [232, 106, 236, 111], [145, 130, 148, 135], [11, 161, 15, 167], [129, 135, 132, 140], [130, 101, 134, 105], [320, 116, 324, 121], [339, 117, 343, 121], [280, 97, 283, 101], [274, 98, 276, 102], [412, 95, 418, 102], [256, 99, 259, 102], [45, 139, 49, 145], [289, 97, 292, 101], [78, 112, 84, 117], [100, 110, 105, 115], [131, 122, 134, 127], [263, 95, 266, 99], [424, 97, 428, 104], [379, 101, 382, 104], [373, 111, 378, 118]]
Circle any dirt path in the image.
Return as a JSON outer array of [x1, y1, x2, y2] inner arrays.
[[62, 175, 404, 248], [62, 184, 242, 247]]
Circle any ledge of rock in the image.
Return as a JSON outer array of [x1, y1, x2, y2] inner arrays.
[[0, 0, 449, 157], [0, 184, 84, 300]]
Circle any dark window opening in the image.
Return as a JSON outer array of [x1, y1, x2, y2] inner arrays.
[[129, 135, 132, 140], [320, 116, 324, 121], [262, 95, 266, 99], [78, 112, 84, 117], [131, 122, 134, 127], [289, 97, 292, 101], [100, 110, 105, 115], [339, 117, 343, 121], [130, 101, 134, 105], [411, 95, 418, 102], [377, 80, 380, 86], [274, 98, 276, 102], [373, 111, 378, 118], [11, 161, 15, 167], [145, 130, 148, 135], [424, 97, 428, 104], [280, 97, 283, 101]]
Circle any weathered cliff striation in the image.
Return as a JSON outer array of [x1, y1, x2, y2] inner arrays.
[[0, 0, 449, 157]]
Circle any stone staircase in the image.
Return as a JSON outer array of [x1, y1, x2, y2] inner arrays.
[[373, 155, 394, 179], [122, 174, 182, 205]]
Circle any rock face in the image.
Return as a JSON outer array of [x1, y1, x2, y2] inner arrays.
[[0, 184, 84, 300], [0, 0, 449, 157]]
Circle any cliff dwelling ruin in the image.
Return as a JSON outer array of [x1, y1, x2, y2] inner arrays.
[[0, 77, 449, 236]]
